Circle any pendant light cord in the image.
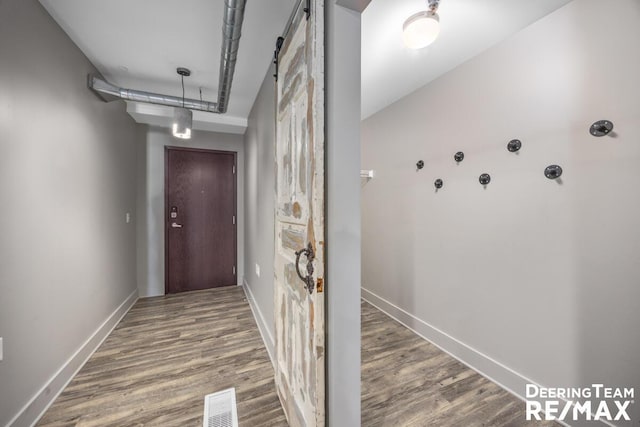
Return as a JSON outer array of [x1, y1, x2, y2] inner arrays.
[[181, 75, 185, 108]]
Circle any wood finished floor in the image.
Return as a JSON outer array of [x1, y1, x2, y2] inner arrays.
[[38, 288, 556, 427], [361, 300, 557, 427], [37, 287, 286, 427]]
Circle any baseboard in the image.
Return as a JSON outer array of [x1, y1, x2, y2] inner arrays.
[[361, 287, 577, 427], [7, 289, 139, 427], [243, 279, 275, 368]]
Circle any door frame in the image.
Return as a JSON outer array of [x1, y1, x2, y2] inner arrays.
[[164, 146, 238, 294]]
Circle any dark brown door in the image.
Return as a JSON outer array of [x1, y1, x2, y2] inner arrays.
[[165, 147, 237, 293]]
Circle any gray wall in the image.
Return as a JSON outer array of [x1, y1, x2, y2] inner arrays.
[[0, 0, 142, 425], [138, 127, 245, 297], [243, 67, 277, 359], [361, 0, 640, 423], [326, 2, 362, 425]]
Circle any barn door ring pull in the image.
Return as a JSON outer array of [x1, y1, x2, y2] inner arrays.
[[295, 242, 315, 294]]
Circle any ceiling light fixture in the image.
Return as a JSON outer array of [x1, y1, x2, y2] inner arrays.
[[172, 67, 192, 139], [403, 0, 441, 50]]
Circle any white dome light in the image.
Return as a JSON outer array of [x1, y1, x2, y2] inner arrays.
[[403, 11, 440, 50]]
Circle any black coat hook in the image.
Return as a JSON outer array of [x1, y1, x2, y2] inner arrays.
[[434, 179, 443, 189], [479, 173, 491, 185], [416, 160, 425, 170], [590, 120, 613, 137], [544, 165, 563, 179], [507, 139, 522, 152], [454, 152, 464, 163]]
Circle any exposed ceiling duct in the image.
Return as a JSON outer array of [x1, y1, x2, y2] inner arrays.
[[89, 77, 219, 112], [88, 0, 246, 115]]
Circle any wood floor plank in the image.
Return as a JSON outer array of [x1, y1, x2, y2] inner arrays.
[[38, 288, 559, 427], [361, 300, 558, 427], [37, 287, 287, 427]]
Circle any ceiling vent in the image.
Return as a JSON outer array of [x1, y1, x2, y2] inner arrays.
[[89, 0, 246, 115]]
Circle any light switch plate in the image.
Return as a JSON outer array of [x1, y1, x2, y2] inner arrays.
[[255, 264, 261, 277]]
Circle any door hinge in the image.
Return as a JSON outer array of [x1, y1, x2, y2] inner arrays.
[[232, 165, 236, 174], [233, 266, 236, 275], [232, 215, 236, 225]]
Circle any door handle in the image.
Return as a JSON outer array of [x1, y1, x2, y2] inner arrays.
[[171, 222, 183, 228], [295, 242, 315, 295]]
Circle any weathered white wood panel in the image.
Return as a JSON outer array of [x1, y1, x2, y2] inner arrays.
[[274, 1, 325, 426]]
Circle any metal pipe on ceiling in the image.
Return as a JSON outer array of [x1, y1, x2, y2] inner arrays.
[[89, 76, 218, 112], [216, 0, 246, 113], [88, 0, 247, 115]]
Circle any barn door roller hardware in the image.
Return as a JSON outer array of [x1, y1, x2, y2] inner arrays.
[[304, 0, 311, 20], [273, 0, 311, 81], [273, 36, 285, 81], [89, 0, 247, 115]]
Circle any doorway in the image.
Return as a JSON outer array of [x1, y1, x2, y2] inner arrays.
[[165, 147, 237, 294]]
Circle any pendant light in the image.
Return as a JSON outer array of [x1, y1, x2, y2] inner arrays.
[[172, 67, 193, 139], [403, 0, 441, 50]]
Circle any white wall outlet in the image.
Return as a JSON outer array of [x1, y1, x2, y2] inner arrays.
[[255, 263, 261, 277], [125, 212, 131, 224], [0, 337, 3, 361]]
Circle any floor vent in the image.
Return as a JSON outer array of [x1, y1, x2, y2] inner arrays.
[[203, 388, 239, 427]]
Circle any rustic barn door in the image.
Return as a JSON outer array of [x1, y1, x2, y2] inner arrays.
[[274, 0, 325, 425]]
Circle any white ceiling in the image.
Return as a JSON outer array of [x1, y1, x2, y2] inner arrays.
[[39, 0, 296, 134], [361, 0, 573, 119], [39, 0, 573, 131]]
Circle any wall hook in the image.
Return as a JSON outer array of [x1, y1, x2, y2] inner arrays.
[[544, 165, 563, 179], [434, 179, 443, 189], [360, 170, 374, 179], [590, 120, 613, 137], [416, 160, 425, 170], [479, 173, 491, 185], [454, 152, 464, 163], [507, 139, 522, 152]]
